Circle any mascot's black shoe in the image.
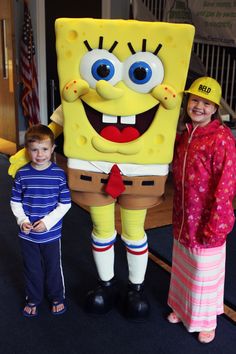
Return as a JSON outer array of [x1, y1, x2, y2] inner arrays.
[[85, 278, 118, 314], [124, 282, 150, 321]]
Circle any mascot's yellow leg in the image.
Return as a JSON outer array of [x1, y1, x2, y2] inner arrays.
[[120, 207, 148, 285], [89, 203, 116, 282], [90, 203, 115, 238], [121, 208, 147, 241], [87, 205, 150, 318]]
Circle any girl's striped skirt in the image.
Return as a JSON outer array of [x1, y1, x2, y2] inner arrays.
[[167, 239, 226, 332]]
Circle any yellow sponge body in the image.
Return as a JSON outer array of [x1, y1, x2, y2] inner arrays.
[[55, 18, 194, 164]]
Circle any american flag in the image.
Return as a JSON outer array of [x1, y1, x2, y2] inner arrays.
[[20, 0, 40, 125]]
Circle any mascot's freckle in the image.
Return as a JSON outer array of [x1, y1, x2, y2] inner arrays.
[[9, 18, 195, 320]]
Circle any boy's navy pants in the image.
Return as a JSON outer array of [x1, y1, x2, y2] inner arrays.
[[20, 238, 65, 306]]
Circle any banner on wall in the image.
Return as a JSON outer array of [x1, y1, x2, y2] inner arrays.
[[163, 0, 236, 47]]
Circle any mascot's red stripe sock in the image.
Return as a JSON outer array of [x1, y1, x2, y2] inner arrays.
[[122, 235, 148, 284], [91, 233, 116, 281]]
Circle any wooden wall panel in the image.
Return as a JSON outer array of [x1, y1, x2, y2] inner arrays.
[[0, 0, 17, 143]]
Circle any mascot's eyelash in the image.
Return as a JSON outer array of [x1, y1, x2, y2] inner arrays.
[[84, 36, 118, 53], [128, 39, 162, 56]]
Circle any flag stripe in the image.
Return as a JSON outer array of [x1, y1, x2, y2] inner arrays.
[[20, 0, 40, 125]]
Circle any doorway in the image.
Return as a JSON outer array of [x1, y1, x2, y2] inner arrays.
[[0, 0, 18, 153]]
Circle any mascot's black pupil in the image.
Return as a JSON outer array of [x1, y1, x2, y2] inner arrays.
[[97, 64, 110, 78], [134, 67, 147, 81]]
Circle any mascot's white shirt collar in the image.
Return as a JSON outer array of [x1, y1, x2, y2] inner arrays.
[[68, 159, 168, 177]]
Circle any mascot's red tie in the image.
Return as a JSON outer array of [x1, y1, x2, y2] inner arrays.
[[105, 164, 126, 198]]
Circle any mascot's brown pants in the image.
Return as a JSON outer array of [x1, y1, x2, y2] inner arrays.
[[68, 168, 167, 209]]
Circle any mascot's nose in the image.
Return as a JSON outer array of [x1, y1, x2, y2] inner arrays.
[[96, 80, 124, 100]]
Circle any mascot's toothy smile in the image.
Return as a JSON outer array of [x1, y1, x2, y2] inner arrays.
[[82, 101, 158, 143]]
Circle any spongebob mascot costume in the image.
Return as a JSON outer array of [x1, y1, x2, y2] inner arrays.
[[9, 18, 194, 320]]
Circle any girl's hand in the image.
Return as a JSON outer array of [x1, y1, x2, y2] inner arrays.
[[32, 220, 47, 232]]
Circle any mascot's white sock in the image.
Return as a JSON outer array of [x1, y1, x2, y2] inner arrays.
[[122, 234, 148, 284], [91, 232, 117, 282]]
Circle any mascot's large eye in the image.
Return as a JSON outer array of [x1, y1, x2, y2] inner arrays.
[[123, 52, 164, 93], [80, 49, 122, 88]]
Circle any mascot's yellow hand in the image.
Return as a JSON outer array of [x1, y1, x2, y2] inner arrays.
[[62, 78, 89, 102], [152, 84, 178, 110], [8, 148, 29, 178]]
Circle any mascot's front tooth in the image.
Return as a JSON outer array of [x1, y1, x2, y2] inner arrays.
[[102, 114, 118, 123], [120, 115, 136, 125]]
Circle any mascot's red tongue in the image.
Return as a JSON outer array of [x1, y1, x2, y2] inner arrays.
[[100, 126, 140, 142]]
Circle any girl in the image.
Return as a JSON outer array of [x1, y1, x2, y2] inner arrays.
[[167, 77, 236, 343]]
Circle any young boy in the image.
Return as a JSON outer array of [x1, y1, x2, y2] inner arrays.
[[10, 124, 71, 317]]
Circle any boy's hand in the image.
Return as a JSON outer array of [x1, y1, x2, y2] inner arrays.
[[8, 148, 29, 178], [21, 222, 33, 234], [32, 220, 47, 232]]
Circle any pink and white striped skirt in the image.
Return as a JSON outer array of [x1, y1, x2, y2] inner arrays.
[[167, 239, 226, 332]]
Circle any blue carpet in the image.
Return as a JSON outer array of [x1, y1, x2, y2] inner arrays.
[[147, 222, 236, 311], [0, 154, 235, 354]]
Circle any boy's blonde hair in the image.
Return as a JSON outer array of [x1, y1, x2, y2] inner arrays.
[[25, 124, 55, 147]]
